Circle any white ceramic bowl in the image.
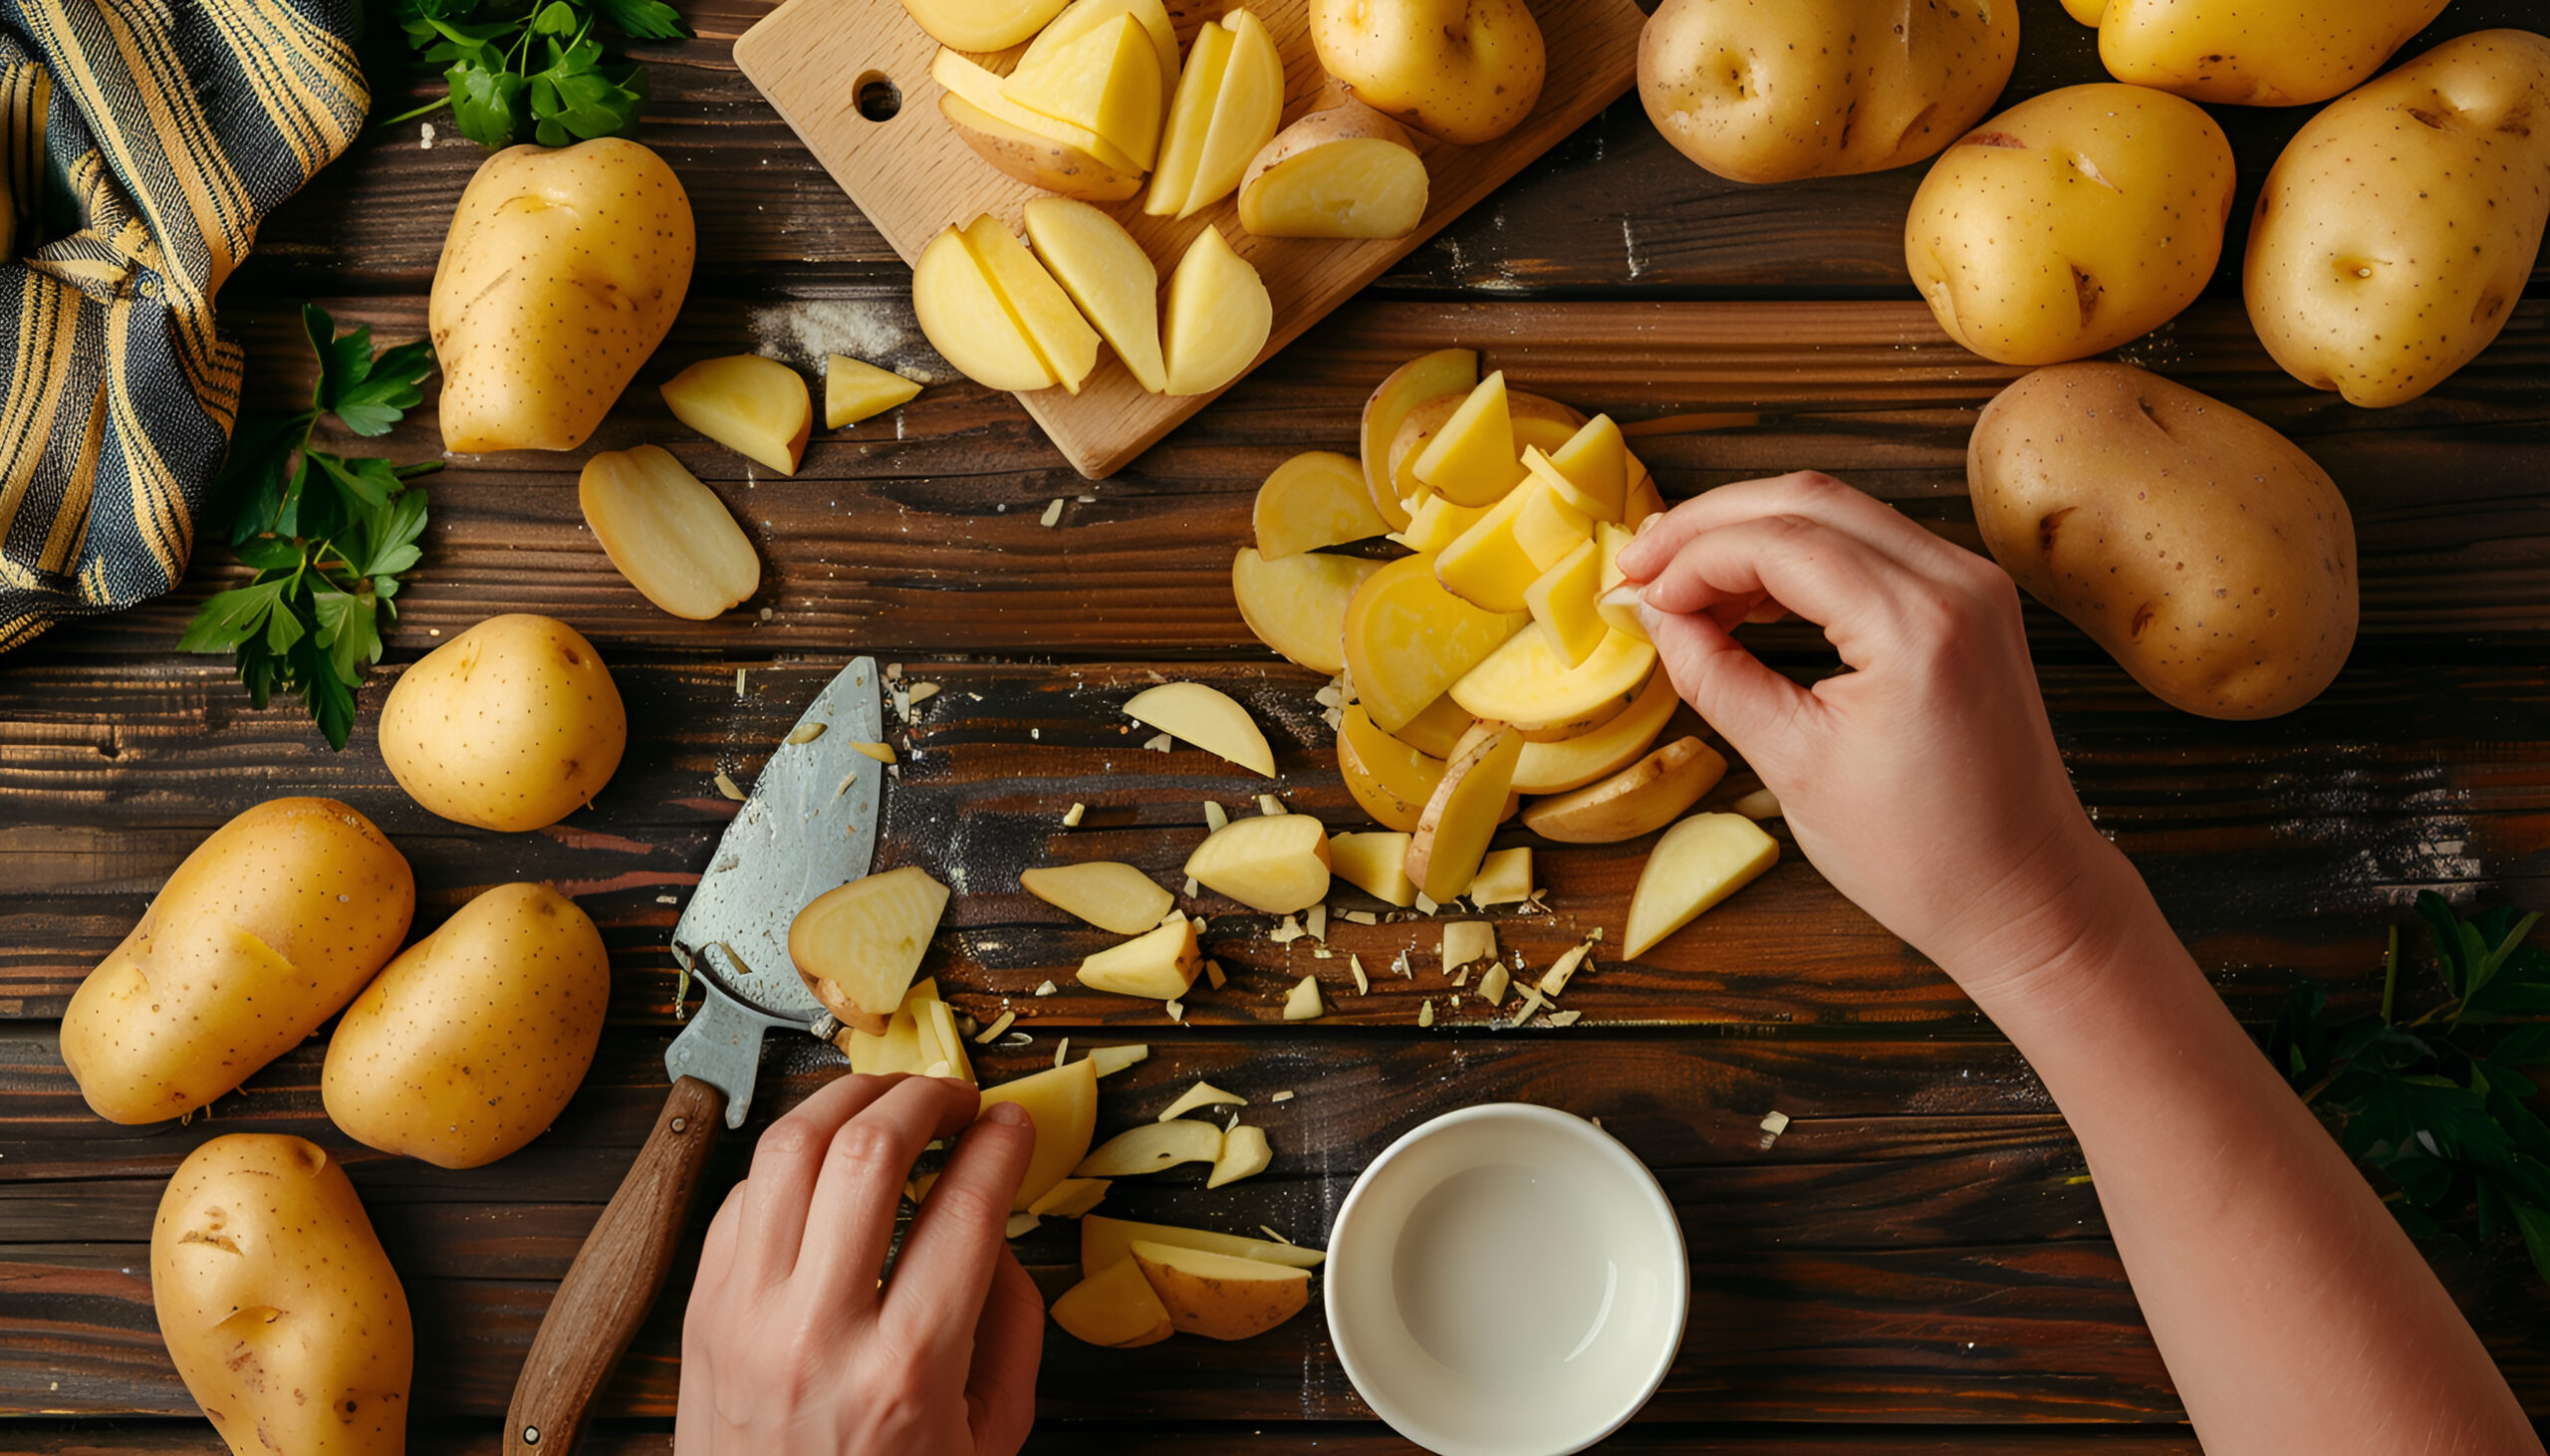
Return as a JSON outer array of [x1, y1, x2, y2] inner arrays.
[[1324, 1102, 1686, 1456]]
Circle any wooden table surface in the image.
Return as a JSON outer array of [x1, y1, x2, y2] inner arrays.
[[5, 0, 2548, 1450]]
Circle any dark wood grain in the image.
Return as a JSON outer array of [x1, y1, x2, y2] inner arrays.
[[24, 294, 2549, 660], [6, 655, 2545, 1027], [5, 1030, 2541, 1423], [231, 0, 2550, 303]]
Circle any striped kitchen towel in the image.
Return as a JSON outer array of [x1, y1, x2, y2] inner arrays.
[[0, 0, 367, 652]]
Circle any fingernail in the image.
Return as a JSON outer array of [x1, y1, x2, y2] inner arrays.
[[1599, 585, 1646, 610], [1634, 513, 1664, 538], [984, 1101, 1031, 1127]]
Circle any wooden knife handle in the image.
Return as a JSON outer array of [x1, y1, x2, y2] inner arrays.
[[506, 1075, 726, 1455]]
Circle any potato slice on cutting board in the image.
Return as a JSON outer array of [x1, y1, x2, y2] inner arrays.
[[899, 0, 1065, 51], [790, 866, 951, 1036], [911, 223, 1055, 393], [943, 92, 1147, 203], [1024, 197, 1167, 392], [1239, 104, 1429, 239], [1162, 225, 1271, 395]]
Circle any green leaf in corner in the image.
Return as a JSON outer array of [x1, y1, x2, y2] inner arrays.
[[590, 0, 688, 41]]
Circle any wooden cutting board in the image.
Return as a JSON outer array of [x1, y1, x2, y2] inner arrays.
[[733, 0, 1646, 478]]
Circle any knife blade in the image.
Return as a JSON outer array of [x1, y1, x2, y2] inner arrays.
[[505, 655, 887, 1456]]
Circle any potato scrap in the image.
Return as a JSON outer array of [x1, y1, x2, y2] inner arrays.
[[1478, 962, 1510, 1006], [850, 741, 897, 765], [787, 722, 829, 745], [1207, 1124, 1272, 1188], [1416, 998, 1434, 1027], [974, 1010, 1017, 1045], [1062, 803, 1087, 826], [1538, 942, 1592, 998], [1350, 954, 1370, 995], [1204, 801, 1229, 832], [1089, 1044, 1149, 1077], [1157, 1081, 1246, 1121], [714, 772, 747, 802], [1281, 976, 1323, 1021]]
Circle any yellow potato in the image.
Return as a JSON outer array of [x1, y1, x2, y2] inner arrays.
[[2245, 30, 2550, 407], [322, 882, 610, 1169], [660, 355, 812, 475], [1639, 0, 2020, 182], [1310, 0, 1544, 144], [1359, 348, 1479, 531], [579, 445, 762, 620], [152, 1134, 411, 1456], [1161, 225, 1271, 395], [380, 613, 628, 833], [62, 799, 412, 1124], [1905, 84, 2235, 365], [431, 138, 692, 453], [943, 92, 1146, 202], [899, 0, 1066, 51], [1239, 105, 1430, 239], [2097, 0, 2450, 107], [1968, 363, 2358, 719]]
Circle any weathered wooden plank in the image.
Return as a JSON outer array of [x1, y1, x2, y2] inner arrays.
[[233, 0, 2550, 301], [4, 657, 2542, 1025], [29, 295, 2550, 660]]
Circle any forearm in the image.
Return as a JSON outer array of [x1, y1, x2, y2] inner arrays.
[[1965, 846, 2538, 1455]]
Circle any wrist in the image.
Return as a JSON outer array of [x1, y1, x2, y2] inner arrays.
[[1925, 829, 2187, 1034]]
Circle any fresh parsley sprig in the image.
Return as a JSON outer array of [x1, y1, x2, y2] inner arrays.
[[383, 0, 686, 149], [180, 306, 441, 750], [2267, 892, 2550, 1281]]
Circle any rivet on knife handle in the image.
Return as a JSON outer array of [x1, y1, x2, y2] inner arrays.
[[506, 1075, 726, 1456]]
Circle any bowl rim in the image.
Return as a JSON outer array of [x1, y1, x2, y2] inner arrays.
[[1322, 1100, 1688, 1456]]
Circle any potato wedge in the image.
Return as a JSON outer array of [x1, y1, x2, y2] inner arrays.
[[1327, 830, 1417, 906], [1623, 814, 1778, 959], [579, 445, 760, 620], [1360, 349, 1479, 530], [1162, 224, 1271, 395], [1405, 720, 1521, 904], [1126, 680, 1277, 776], [1254, 450, 1392, 559], [1232, 548, 1383, 676], [660, 355, 810, 475], [1342, 554, 1528, 735], [1022, 861, 1176, 935], [1239, 104, 1428, 239], [977, 1058, 1101, 1210], [1052, 1255, 1174, 1346], [1185, 812, 1333, 913], [825, 356, 923, 429], [944, 92, 1145, 203], [1078, 914, 1202, 1000], [1337, 705, 1446, 833], [1024, 196, 1166, 392], [789, 866, 951, 1036], [1076, 1118, 1224, 1176], [1132, 1239, 1311, 1339], [1084, 1215, 1325, 1276], [1522, 736, 1727, 844]]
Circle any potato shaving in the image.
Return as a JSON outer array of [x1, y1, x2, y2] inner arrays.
[[1033, 980, 1059, 997], [1040, 498, 1065, 527], [1351, 954, 1370, 995], [973, 1010, 1017, 1045], [713, 771, 746, 802], [1204, 801, 1229, 832], [1257, 794, 1286, 816], [786, 722, 829, 745], [1145, 733, 1173, 752], [850, 741, 896, 765], [1062, 803, 1086, 827], [1416, 998, 1434, 1027], [1758, 1109, 1791, 1150], [908, 682, 941, 706]]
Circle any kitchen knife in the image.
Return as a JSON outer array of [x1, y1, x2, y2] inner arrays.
[[505, 657, 889, 1455]]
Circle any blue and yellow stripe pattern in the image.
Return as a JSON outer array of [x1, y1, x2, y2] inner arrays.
[[0, 0, 366, 652]]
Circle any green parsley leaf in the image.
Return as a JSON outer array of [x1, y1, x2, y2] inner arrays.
[[590, 0, 686, 41]]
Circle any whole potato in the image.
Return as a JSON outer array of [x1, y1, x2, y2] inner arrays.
[[152, 1134, 412, 1456], [1906, 84, 2235, 364], [2098, 0, 2451, 107], [62, 799, 413, 1124], [323, 882, 610, 1169], [1968, 363, 2358, 719], [1639, 0, 2021, 183], [380, 613, 627, 833], [430, 137, 694, 453], [1309, 0, 1545, 145], [2246, 29, 2550, 408]]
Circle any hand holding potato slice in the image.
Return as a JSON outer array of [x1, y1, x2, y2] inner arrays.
[[153, 1135, 411, 1456], [2245, 30, 2550, 407]]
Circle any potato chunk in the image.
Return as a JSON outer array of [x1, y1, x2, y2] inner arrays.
[[580, 445, 761, 620]]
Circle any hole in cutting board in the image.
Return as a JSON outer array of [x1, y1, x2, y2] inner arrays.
[[855, 72, 901, 122]]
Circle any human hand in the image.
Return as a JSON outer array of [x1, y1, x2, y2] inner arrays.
[[675, 1074, 1043, 1456], [1614, 472, 2134, 1011]]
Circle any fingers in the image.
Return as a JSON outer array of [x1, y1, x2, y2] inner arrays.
[[1634, 514, 1931, 668], [794, 1074, 982, 1312], [1640, 605, 1819, 766], [1618, 471, 1953, 585], [887, 1100, 1038, 1360], [734, 1073, 900, 1288], [963, 1247, 1047, 1456]]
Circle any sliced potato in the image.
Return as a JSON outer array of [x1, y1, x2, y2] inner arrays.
[[1207, 1123, 1273, 1187], [1410, 369, 1524, 507], [1360, 349, 1479, 531], [1078, 915, 1202, 1000], [1022, 860, 1176, 935], [1051, 1254, 1174, 1346], [660, 355, 811, 476], [1125, 680, 1276, 776], [1076, 1118, 1224, 1176], [578, 445, 761, 621], [1337, 705, 1445, 833], [1466, 845, 1533, 905], [962, 214, 1103, 396], [1391, 388, 1584, 509], [1395, 692, 1477, 759], [1157, 1080, 1247, 1121], [1539, 414, 1627, 521], [1342, 554, 1527, 735], [1254, 450, 1392, 558], [1327, 829, 1417, 906], [1523, 536, 1606, 667], [1452, 623, 1654, 737], [1405, 721, 1521, 904], [825, 356, 923, 429], [1161, 225, 1271, 395], [1232, 548, 1383, 677], [1185, 812, 1332, 913], [1024, 196, 1166, 391], [1238, 104, 1428, 239], [1082, 1215, 1326, 1276], [789, 866, 951, 1036], [1522, 737, 1727, 844], [1132, 1239, 1311, 1339], [976, 1058, 1100, 1210], [942, 92, 1145, 203], [1623, 813, 1778, 959], [1028, 1176, 1113, 1218]]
